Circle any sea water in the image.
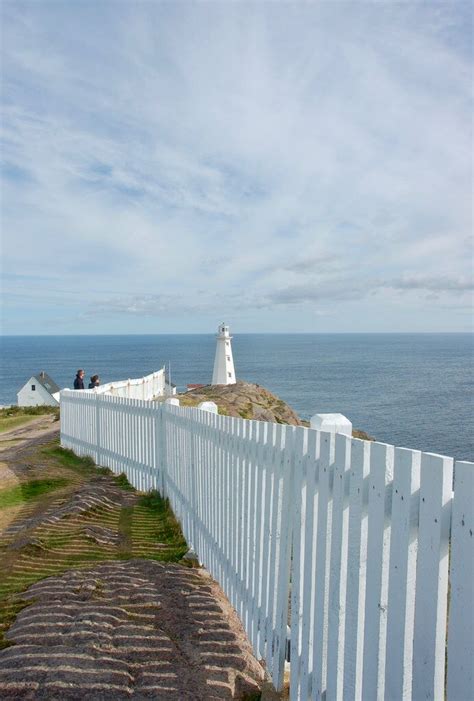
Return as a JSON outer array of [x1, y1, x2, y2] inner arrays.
[[0, 333, 472, 461]]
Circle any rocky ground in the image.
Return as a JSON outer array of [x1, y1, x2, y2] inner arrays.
[[176, 382, 303, 426], [0, 419, 265, 700], [175, 381, 373, 440]]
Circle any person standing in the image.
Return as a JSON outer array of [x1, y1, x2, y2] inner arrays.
[[74, 369, 85, 390], [88, 375, 100, 389]]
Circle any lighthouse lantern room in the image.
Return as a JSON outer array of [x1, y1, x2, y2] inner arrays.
[[211, 323, 236, 385]]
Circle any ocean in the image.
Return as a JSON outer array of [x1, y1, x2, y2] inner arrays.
[[0, 333, 472, 462]]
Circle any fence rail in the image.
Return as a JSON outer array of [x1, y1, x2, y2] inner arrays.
[[60, 368, 165, 402], [60, 389, 473, 700]]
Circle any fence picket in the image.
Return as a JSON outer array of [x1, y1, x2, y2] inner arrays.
[[342, 437, 370, 700], [362, 441, 393, 701], [385, 447, 421, 700], [311, 431, 334, 700], [289, 428, 307, 699], [60, 389, 472, 701], [326, 432, 351, 699], [297, 429, 319, 699], [412, 453, 453, 700], [447, 461, 474, 701]]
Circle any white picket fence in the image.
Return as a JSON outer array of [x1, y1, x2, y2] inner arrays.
[[60, 390, 473, 700], [59, 368, 166, 403]]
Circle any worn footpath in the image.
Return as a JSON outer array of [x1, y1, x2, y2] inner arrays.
[[0, 417, 265, 700]]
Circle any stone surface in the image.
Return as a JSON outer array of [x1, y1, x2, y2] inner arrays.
[[180, 382, 302, 426], [0, 560, 265, 700], [0, 418, 266, 700]]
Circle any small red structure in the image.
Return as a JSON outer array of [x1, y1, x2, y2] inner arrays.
[[187, 384, 204, 392]]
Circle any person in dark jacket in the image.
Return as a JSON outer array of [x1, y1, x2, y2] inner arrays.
[[74, 369, 85, 390], [88, 375, 100, 389]]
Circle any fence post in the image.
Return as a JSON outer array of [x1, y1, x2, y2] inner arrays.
[[190, 411, 198, 554], [272, 424, 296, 690], [412, 453, 453, 700], [447, 461, 473, 701], [159, 404, 167, 497], [95, 393, 101, 466]]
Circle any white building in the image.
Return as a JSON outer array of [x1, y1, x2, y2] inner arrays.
[[211, 323, 236, 385], [17, 371, 60, 407]]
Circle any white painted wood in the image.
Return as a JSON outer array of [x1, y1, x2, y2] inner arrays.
[[60, 388, 467, 701], [297, 429, 319, 700], [447, 460, 474, 701], [264, 423, 284, 671], [289, 427, 307, 700], [18, 375, 59, 406], [362, 441, 393, 701], [342, 437, 370, 700], [311, 430, 333, 701], [272, 425, 294, 690], [385, 447, 421, 700], [412, 452, 453, 700], [258, 421, 276, 661], [326, 432, 351, 699]]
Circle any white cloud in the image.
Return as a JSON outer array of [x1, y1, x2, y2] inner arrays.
[[1, 1, 472, 333]]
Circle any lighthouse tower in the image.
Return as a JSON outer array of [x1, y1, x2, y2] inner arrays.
[[212, 323, 236, 385]]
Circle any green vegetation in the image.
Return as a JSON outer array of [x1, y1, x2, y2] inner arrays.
[[114, 472, 134, 490], [134, 491, 187, 561], [42, 445, 102, 473], [0, 406, 60, 418], [0, 406, 59, 434], [0, 439, 188, 647], [118, 505, 134, 558], [238, 402, 254, 420], [0, 478, 70, 509]]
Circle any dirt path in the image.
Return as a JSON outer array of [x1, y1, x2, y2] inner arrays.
[[0, 421, 265, 700]]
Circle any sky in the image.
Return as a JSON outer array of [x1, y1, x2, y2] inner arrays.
[[1, 1, 472, 334]]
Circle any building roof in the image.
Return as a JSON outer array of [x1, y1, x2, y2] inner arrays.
[[187, 383, 205, 390], [33, 371, 61, 395]]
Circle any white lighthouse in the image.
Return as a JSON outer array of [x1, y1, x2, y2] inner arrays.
[[212, 323, 236, 385]]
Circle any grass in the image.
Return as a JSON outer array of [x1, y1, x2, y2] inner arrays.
[[0, 415, 41, 434], [0, 406, 59, 434], [0, 478, 70, 509], [114, 472, 134, 490], [0, 439, 188, 647], [238, 402, 254, 420], [42, 445, 102, 473], [133, 491, 187, 561], [118, 506, 133, 558]]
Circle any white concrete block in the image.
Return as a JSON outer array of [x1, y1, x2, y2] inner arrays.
[[198, 401, 218, 414], [310, 413, 352, 436], [165, 397, 180, 406]]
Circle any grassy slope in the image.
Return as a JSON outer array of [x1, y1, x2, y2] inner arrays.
[[0, 406, 59, 434], [0, 441, 187, 647]]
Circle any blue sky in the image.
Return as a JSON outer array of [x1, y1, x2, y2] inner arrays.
[[1, 1, 472, 334]]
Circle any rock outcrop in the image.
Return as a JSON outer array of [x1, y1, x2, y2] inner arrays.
[[177, 381, 303, 426], [176, 380, 374, 440]]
